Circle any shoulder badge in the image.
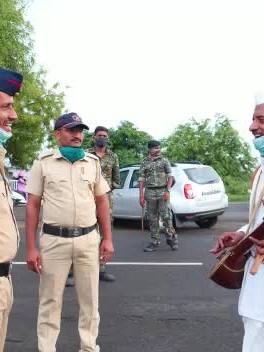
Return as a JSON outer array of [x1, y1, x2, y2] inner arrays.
[[38, 150, 54, 160], [86, 152, 99, 161]]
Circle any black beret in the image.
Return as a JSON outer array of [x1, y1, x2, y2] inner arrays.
[[148, 140, 160, 149], [54, 112, 89, 130], [0, 68, 23, 96]]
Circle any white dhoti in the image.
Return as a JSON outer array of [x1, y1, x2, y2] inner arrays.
[[242, 317, 264, 352]]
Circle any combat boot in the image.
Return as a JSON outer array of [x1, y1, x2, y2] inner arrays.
[[166, 235, 179, 251], [143, 241, 160, 252], [99, 271, 116, 282]]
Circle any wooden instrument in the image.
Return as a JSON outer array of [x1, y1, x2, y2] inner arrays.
[[209, 221, 264, 289]]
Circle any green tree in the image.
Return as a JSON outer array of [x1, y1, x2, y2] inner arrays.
[[164, 115, 256, 194], [109, 121, 152, 167], [82, 121, 152, 167], [0, 0, 65, 168]]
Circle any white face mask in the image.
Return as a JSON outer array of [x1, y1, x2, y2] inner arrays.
[[0, 128, 12, 146]]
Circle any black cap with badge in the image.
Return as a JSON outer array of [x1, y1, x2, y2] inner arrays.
[[54, 112, 89, 130], [0, 68, 23, 96]]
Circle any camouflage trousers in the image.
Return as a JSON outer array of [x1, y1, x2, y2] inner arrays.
[[145, 188, 176, 243]]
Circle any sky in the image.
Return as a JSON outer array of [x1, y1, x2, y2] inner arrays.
[[26, 0, 264, 146]]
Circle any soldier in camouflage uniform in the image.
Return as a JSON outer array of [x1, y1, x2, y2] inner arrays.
[[89, 126, 120, 281], [139, 140, 178, 252]]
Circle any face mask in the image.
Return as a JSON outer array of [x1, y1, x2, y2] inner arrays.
[[0, 128, 12, 146], [95, 137, 107, 148], [149, 148, 161, 158], [253, 136, 264, 156], [59, 146, 85, 163]]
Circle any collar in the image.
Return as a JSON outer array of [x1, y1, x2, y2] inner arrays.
[[89, 147, 111, 157], [147, 155, 162, 161], [53, 148, 89, 161]]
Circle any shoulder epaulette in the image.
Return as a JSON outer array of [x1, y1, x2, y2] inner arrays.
[[38, 150, 54, 160], [86, 152, 99, 161]]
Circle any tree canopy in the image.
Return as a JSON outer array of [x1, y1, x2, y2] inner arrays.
[[0, 0, 65, 168], [108, 121, 152, 167], [83, 120, 152, 167], [163, 114, 256, 194]]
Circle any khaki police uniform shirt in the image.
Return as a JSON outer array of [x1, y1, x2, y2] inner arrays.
[[0, 147, 19, 262], [26, 149, 110, 227]]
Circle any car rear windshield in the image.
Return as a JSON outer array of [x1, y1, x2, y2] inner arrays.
[[183, 166, 220, 184]]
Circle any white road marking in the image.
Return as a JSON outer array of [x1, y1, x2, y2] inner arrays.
[[108, 262, 203, 266], [13, 261, 203, 266]]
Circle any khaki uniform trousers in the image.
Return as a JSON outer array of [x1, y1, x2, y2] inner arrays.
[[0, 276, 13, 352], [38, 229, 100, 352]]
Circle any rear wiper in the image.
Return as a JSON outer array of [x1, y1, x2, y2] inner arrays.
[[207, 179, 218, 184]]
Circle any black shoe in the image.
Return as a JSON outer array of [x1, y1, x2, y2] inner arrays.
[[99, 271, 116, 282], [65, 277, 75, 287], [143, 242, 159, 252], [166, 237, 178, 251]]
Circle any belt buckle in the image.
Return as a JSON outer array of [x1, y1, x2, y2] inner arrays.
[[72, 228, 80, 237]]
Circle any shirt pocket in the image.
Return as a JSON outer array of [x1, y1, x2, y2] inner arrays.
[[45, 175, 68, 196], [79, 172, 94, 193]]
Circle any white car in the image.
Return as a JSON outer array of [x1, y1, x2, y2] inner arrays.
[[112, 162, 228, 228], [11, 190, 27, 205]]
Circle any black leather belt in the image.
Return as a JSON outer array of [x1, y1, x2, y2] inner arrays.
[[0, 262, 11, 277], [43, 223, 97, 238], [146, 186, 167, 189]]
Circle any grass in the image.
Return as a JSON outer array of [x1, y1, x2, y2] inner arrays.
[[228, 193, 250, 202]]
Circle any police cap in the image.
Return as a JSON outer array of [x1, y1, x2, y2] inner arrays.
[[0, 68, 23, 96], [54, 112, 89, 130]]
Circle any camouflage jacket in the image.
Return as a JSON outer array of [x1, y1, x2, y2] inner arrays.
[[88, 147, 120, 190], [138, 155, 172, 188]]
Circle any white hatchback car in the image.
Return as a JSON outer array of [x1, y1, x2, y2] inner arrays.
[[112, 162, 228, 228]]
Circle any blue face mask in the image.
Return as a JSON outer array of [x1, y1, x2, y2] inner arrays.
[[59, 146, 85, 163], [0, 128, 12, 146], [253, 136, 264, 156]]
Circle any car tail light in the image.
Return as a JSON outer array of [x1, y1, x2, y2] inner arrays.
[[184, 184, 194, 199]]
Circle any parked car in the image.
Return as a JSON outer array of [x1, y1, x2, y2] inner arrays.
[[112, 162, 228, 228], [11, 190, 27, 205]]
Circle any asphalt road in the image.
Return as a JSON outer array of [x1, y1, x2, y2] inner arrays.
[[5, 203, 249, 352]]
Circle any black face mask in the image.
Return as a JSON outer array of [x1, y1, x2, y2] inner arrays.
[[95, 137, 107, 148]]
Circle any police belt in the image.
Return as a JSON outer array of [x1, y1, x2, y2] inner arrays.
[[43, 223, 97, 238], [0, 262, 11, 277], [146, 185, 167, 189]]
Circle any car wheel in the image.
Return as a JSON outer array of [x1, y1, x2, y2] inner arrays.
[[195, 216, 218, 228]]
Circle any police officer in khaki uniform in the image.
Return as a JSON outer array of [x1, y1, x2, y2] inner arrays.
[[0, 68, 23, 352], [26, 113, 113, 352]]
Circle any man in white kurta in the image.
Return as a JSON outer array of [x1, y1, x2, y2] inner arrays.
[[211, 101, 264, 352]]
